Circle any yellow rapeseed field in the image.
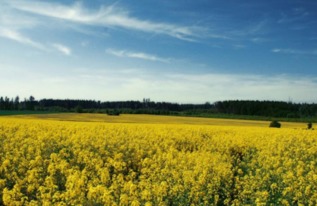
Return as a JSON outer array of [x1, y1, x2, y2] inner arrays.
[[0, 114, 316, 205], [11, 113, 307, 128]]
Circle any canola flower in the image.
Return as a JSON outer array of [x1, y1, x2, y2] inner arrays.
[[0, 117, 317, 205]]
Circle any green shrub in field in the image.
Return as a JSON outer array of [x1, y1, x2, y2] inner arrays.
[[269, 120, 281, 128], [307, 122, 313, 129]]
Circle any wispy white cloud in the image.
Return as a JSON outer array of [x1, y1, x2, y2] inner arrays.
[[80, 41, 89, 47], [272, 48, 317, 55], [106, 49, 170, 63], [7, 0, 202, 41], [0, 27, 73, 55], [248, 19, 268, 34], [251, 37, 269, 43], [0, 4, 46, 51], [233, 44, 246, 49], [231, 19, 269, 37], [0, 27, 46, 50], [277, 9, 309, 24], [0, 4, 39, 30], [52, 43, 72, 56], [276, 9, 313, 31]]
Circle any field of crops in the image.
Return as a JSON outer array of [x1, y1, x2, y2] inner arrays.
[[0, 114, 316, 205]]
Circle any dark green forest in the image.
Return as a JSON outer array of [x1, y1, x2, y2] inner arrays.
[[1, 96, 317, 121]]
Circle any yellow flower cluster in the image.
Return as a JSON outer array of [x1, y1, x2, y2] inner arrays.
[[0, 118, 317, 205]]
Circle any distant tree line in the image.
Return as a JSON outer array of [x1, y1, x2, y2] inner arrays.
[[1, 96, 317, 118], [0, 96, 36, 111], [214, 100, 317, 118]]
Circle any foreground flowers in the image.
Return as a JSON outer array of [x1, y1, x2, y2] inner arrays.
[[0, 117, 316, 205]]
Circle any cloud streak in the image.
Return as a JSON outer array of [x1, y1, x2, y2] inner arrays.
[[0, 27, 46, 50], [272, 48, 317, 55], [106, 49, 170, 63], [52, 43, 72, 56], [0, 27, 73, 56], [7, 1, 201, 41]]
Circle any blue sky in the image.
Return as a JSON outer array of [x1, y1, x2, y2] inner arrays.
[[1, 0, 317, 103]]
